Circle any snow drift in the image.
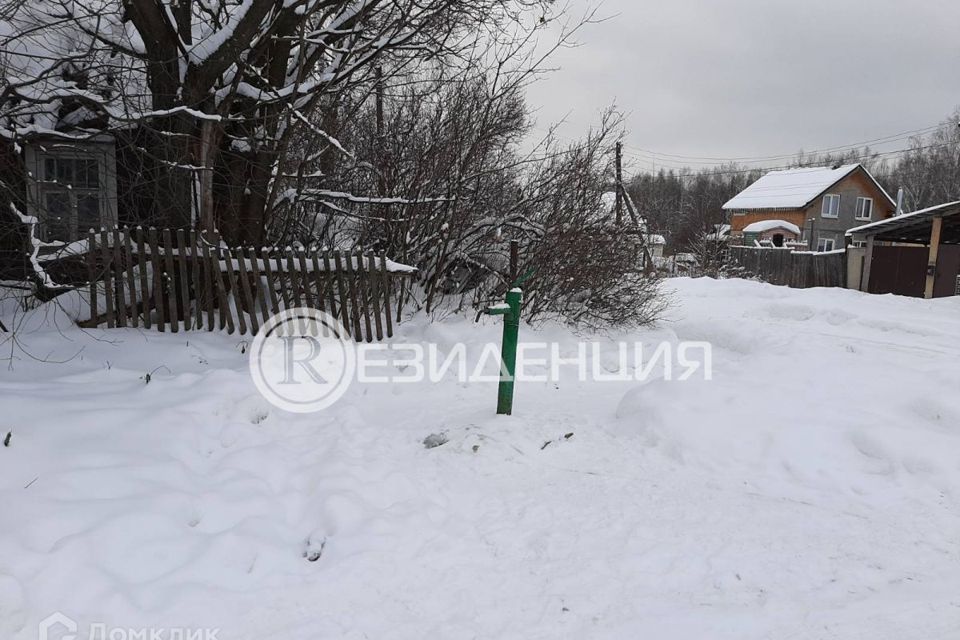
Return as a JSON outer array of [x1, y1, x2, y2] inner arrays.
[[1, 277, 959, 639]]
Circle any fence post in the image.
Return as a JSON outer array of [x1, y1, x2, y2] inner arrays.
[[356, 252, 374, 342], [367, 250, 384, 341], [234, 245, 257, 334], [148, 228, 165, 331], [200, 232, 216, 330], [176, 229, 191, 330], [112, 228, 127, 328], [189, 230, 203, 330], [379, 253, 393, 338], [87, 230, 98, 325], [260, 247, 280, 314], [122, 229, 138, 328], [249, 246, 271, 322], [136, 229, 152, 329], [100, 229, 115, 328]]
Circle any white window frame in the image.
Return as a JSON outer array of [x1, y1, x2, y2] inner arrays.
[[821, 194, 841, 218], [39, 157, 103, 242], [24, 139, 118, 243], [855, 197, 873, 221], [816, 237, 836, 252]]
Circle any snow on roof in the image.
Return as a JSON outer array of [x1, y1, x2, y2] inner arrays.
[[723, 164, 870, 211], [742, 219, 801, 235], [647, 234, 666, 245]]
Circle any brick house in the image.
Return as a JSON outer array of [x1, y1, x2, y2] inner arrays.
[[723, 164, 896, 251]]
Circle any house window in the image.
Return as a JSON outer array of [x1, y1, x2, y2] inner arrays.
[[855, 197, 873, 220], [25, 141, 118, 243], [37, 156, 106, 242], [821, 194, 841, 218], [817, 237, 836, 252]]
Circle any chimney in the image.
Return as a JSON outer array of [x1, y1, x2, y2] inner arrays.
[[895, 188, 904, 216]]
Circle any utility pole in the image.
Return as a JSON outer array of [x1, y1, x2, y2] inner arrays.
[[199, 119, 215, 236], [615, 141, 623, 226], [374, 66, 386, 197], [374, 66, 391, 248], [375, 66, 384, 138]]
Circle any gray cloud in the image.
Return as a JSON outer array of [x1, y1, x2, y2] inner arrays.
[[525, 0, 960, 170]]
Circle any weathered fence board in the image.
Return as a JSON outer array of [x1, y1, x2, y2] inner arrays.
[[87, 230, 98, 324], [200, 233, 216, 330], [380, 253, 393, 338], [110, 228, 126, 329], [146, 228, 163, 331], [248, 246, 270, 324], [189, 230, 202, 330], [728, 246, 846, 289], [161, 229, 178, 333], [368, 250, 384, 341], [100, 229, 115, 327], [81, 228, 413, 340]]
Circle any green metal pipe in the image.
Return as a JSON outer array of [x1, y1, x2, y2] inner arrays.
[[491, 288, 522, 415]]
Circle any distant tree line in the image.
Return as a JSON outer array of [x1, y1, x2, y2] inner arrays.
[[626, 107, 960, 253]]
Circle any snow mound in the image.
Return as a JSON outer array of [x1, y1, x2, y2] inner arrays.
[[741, 219, 801, 235]]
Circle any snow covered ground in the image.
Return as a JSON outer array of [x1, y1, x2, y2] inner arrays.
[[1, 278, 959, 639]]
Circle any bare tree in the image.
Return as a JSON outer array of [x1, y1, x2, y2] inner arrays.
[[1, 0, 557, 244], [1, 1, 668, 329]]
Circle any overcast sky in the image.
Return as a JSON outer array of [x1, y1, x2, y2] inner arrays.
[[525, 0, 960, 172]]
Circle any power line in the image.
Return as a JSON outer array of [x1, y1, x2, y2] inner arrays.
[[621, 123, 942, 164], [536, 119, 949, 171], [626, 141, 957, 179], [528, 121, 956, 179]]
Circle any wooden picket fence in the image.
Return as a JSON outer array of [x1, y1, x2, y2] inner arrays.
[[728, 245, 846, 289], [81, 227, 413, 340]]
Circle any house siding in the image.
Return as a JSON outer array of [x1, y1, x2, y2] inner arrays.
[[729, 210, 807, 235], [803, 169, 895, 249]]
